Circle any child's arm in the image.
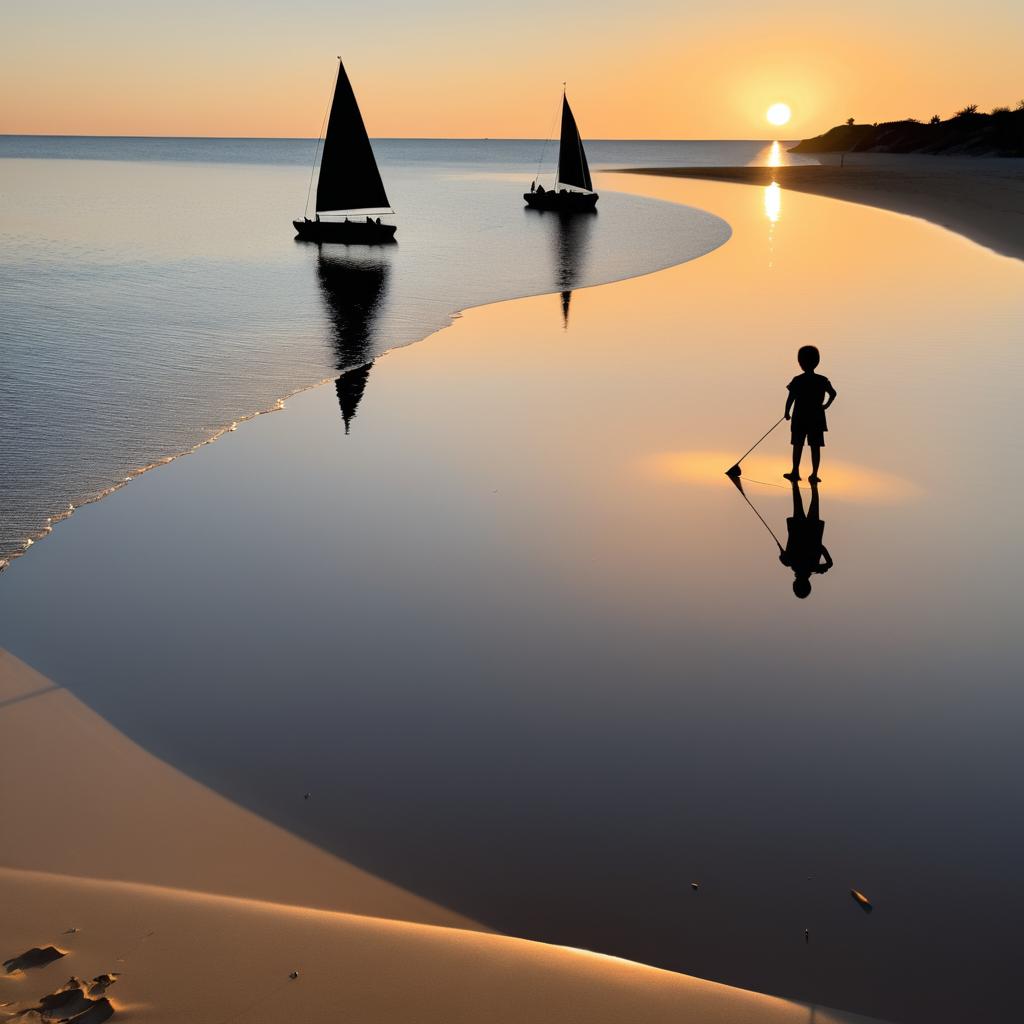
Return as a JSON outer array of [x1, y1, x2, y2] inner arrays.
[[784, 391, 795, 421], [817, 545, 833, 573], [822, 380, 837, 411]]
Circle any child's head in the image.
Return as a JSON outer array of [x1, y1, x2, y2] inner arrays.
[[797, 345, 820, 372], [793, 577, 812, 599]]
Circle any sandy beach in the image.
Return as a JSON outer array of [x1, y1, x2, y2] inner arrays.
[[0, 650, 882, 1024], [621, 156, 1024, 260]]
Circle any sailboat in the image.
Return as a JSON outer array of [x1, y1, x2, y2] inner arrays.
[[294, 58, 397, 243], [524, 91, 599, 212]]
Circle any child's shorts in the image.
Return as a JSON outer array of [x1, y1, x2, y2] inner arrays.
[[791, 428, 825, 447]]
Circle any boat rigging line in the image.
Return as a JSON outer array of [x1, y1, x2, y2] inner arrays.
[[304, 59, 339, 219], [534, 88, 564, 187]]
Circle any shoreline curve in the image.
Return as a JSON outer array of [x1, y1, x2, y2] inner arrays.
[[618, 162, 1024, 261], [0, 182, 730, 576]]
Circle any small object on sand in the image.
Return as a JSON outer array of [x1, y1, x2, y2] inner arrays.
[[89, 973, 120, 995], [38, 984, 92, 1018], [52, 976, 87, 995], [850, 888, 873, 913], [64, 927, 80, 935], [804, 929, 810, 944], [289, 970, 300, 980], [690, 882, 699, 891], [303, 792, 311, 800], [4, 945, 65, 972], [29, 978, 114, 1024]]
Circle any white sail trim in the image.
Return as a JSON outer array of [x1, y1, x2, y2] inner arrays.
[[317, 207, 395, 217], [552, 183, 595, 195]]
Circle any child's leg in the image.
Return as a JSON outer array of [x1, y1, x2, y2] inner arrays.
[[790, 440, 804, 475], [809, 445, 821, 480]]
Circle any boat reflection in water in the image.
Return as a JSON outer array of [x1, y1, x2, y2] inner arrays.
[[315, 252, 391, 433], [527, 209, 597, 328]]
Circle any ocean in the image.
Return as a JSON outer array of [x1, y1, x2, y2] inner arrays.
[[0, 137, 809, 567]]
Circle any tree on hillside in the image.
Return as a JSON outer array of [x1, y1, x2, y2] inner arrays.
[[955, 104, 979, 117], [846, 117, 854, 126], [929, 114, 941, 124]]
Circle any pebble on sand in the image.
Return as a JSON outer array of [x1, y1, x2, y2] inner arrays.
[[850, 889, 874, 913]]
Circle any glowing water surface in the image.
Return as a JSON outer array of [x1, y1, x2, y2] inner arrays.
[[1, 172, 1022, 1024]]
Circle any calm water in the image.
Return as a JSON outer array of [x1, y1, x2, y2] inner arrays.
[[0, 138, 809, 566], [3, 149, 1020, 1024]]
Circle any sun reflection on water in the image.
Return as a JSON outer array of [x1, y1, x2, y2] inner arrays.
[[764, 181, 781, 224], [767, 140, 784, 167], [641, 450, 921, 505]]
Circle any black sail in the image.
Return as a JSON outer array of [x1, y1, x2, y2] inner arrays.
[[556, 95, 593, 193], [316, 60, 391, 214]]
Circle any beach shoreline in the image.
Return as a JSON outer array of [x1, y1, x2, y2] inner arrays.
[[0, 147, 731, 573], [4, 167, 1022, 1024], [0, 649, 885, 1024], [619, 157, 1024, 260]]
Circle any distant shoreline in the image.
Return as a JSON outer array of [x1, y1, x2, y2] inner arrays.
[[620, 159, 1024, 261]]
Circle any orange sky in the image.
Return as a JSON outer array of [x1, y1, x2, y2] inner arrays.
[[1, 1, 1021, 138]]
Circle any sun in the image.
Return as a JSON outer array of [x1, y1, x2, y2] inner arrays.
[[766, 103, 792, 127]]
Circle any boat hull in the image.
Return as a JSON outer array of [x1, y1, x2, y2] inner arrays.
[[293, 218, 397, 244], [523, 190, 599, 212]]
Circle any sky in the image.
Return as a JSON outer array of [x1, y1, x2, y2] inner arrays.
[[1, 0, 1021, 139]]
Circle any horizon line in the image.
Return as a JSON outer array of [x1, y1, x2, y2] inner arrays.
[[0, 132, 795, 143]]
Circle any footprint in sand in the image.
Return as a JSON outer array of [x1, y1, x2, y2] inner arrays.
[[2, 947, 65, 973], [19, 975, 117, 1024]]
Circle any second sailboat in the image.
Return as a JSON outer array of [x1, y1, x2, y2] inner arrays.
[[525, 91, 599, 212]]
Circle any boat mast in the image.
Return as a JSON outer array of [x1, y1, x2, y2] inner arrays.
[[533, 87, 562, 190], [557, 82, 565, 190], [304, 58, 340, 219]]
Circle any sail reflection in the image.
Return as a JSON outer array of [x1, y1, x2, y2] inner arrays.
[[315, 253, 391, 433], [528, 209, 597, 328]]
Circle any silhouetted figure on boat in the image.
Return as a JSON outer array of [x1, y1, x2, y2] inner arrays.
[[780, 479, 832, 598], [783, 345, 837, 482]]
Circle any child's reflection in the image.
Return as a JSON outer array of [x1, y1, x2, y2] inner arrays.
[[780, 479, 833, 599]]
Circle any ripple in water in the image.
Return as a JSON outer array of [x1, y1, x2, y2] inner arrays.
[[0, 138, 737, 567]]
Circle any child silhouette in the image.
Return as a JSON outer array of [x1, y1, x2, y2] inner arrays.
[[784, 345, 837, 482]]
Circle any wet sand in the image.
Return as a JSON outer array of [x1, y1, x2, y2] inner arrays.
[[2, 174, 1023, 1024], [621, 157, 1024, 259], [0, 651, 881, 1024]]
